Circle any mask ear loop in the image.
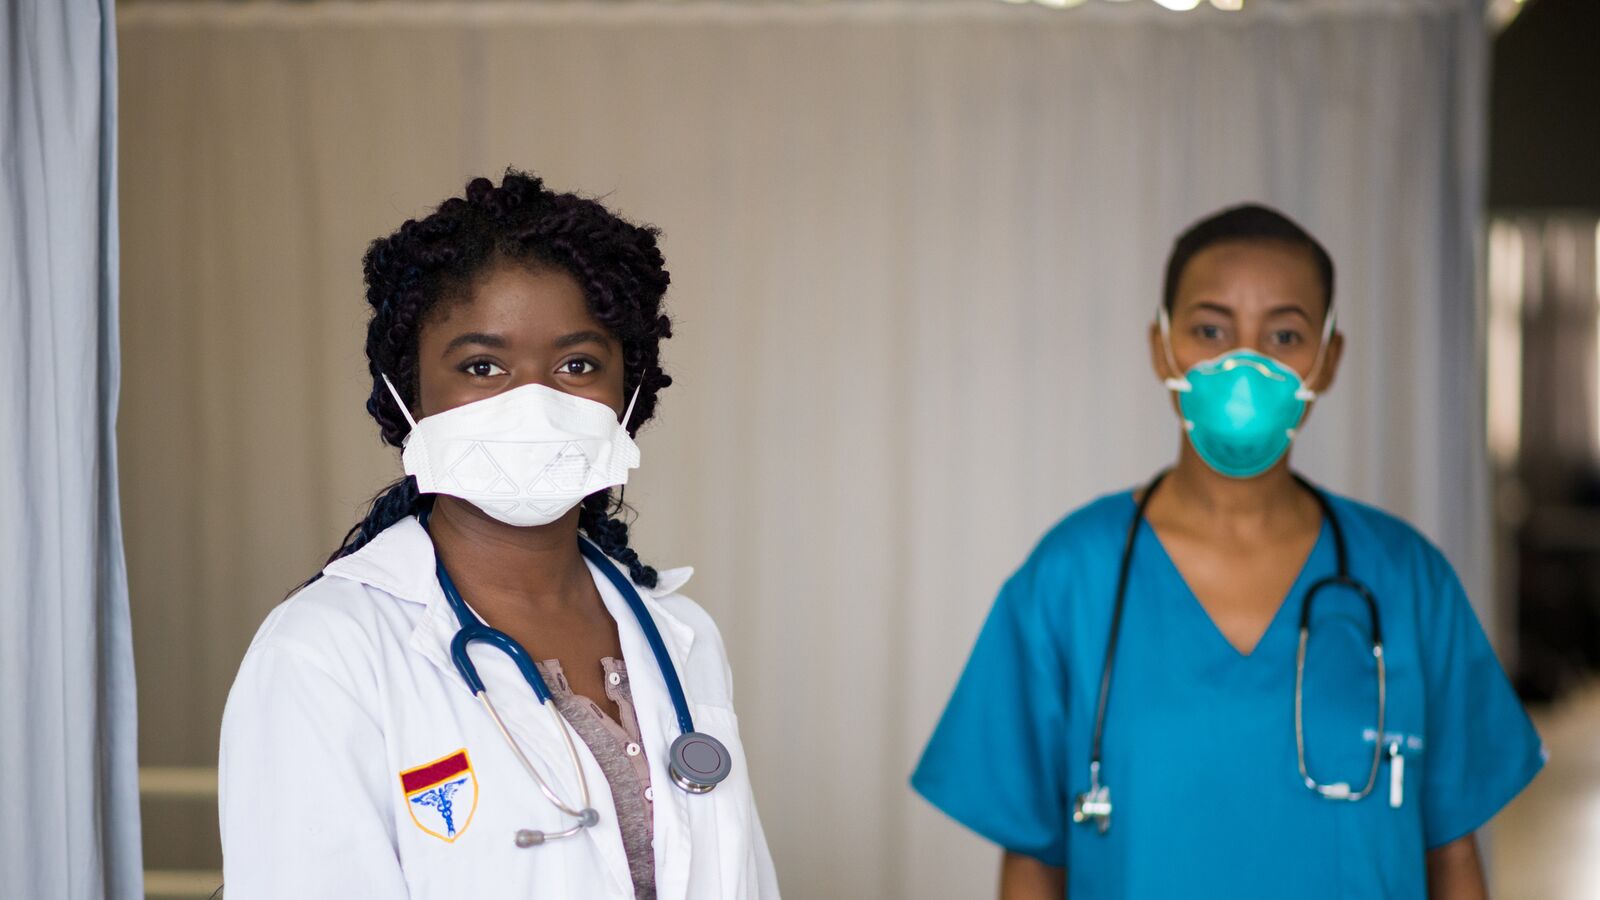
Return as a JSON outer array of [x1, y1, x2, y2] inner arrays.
[[1157, 307, 1192, 393], [1295, 307, 1339, 402], [619, 381, 643, 434], [607, 381, 646, 509], [380, 373, 420, 432]]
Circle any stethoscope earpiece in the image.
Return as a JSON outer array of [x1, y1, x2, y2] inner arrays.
[[668, 731, 732, 794]]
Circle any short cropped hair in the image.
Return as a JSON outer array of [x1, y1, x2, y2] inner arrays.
[[1163, 204, 1334, 312]]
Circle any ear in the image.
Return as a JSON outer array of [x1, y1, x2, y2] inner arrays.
[[1149, 318, 1176, 382], [1308, 329, 1344, 394]]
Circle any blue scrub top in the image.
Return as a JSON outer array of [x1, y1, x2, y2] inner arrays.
[[912, 489, 1544, 899]]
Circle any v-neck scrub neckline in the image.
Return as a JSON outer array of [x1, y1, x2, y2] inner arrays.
[[1131, 495, 1330, 662]]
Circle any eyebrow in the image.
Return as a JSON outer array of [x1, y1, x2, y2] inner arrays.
[[1182, 301, 1314, 322], [553, 330, 613, 350], [1185, 301, 1236, 318], [1266, 305, 1313, 321], [442, 332, 508, 355]]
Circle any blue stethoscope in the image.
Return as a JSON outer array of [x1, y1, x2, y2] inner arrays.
[[1071, 470, 1390, 835], [421, 509, 732, 849]]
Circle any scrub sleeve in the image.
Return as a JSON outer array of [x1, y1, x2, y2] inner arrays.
[[911, 552, 1071, 866], [1417, 547, 1546, 848]]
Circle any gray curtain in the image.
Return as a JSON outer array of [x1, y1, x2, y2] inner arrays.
[[0, 0, 142, 897]]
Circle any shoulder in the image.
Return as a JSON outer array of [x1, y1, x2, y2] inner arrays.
[[244, 514, 436, 672], [1019, 490, 1138, 585], [982, 490, 1137, 631], [234, 569, 419, 702], [1321, 491, 1457, 583], [253, 573, 402, 654]]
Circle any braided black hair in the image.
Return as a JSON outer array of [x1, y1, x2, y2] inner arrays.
[[323, 169, 672, 587]]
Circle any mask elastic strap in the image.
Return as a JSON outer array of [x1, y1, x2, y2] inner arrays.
[[1295, 308, 1339, 402], [1156, 307, 1191, 393], [619, 382, 643, 433], [380, 373, 420, 431]]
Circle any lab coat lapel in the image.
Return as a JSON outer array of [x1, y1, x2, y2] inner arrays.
[[466, 630, 634, 896], [406, 563, 633, 896], [320, 518, 497, 711], [587, 557, 698, 900]]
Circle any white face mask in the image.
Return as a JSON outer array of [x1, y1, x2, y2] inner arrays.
[[382, 374, 641, 527]]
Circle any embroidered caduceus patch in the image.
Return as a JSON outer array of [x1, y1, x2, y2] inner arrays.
[[400, 749, 478, 842]]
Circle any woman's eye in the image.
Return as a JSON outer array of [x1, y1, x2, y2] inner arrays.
[[1194, 324, 1226, 341], [560, 359, 598, 376], [462, 360, 507, 378], [1272, 329, 1304, 346]]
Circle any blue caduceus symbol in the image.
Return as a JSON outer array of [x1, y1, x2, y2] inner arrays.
[[410, 777, 468, 836]]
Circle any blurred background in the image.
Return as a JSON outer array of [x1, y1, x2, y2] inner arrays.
[[109, 0, 1598, 897]]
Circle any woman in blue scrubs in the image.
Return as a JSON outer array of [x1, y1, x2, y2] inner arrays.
[[912, 205, 1544, 899]]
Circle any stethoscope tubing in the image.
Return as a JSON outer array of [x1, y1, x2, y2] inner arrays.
[[477, 689, 593, 819], [420, 505, 732, 818], [426, 509, 698, 735], [1087, 470, 1386, 814], [577, 537, 698, 737], [1088, 471, 1167, 788], [1291, 479, 1387, 801]]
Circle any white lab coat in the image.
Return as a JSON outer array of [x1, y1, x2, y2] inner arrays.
[[219, 516, 781, 899]]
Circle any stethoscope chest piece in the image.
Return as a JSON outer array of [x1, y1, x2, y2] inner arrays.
[[1071, 787, 1112, 834], [1071, 760, 1112, 834], [669, 731, 732, 793]]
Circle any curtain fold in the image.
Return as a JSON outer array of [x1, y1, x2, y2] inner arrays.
[[116, 2, 1485, 896], [1, 0, 142, 897]]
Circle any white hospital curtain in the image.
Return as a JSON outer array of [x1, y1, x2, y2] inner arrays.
[[0, 0, 142, 897]]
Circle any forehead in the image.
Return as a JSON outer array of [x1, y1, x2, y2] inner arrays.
[[1174, 240, 1325, 311], [424, 262, 604, 337]]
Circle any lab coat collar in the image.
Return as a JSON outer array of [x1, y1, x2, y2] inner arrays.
[[320, 515, 696, 606], [318, 516, 441, 607], [320, 517, 700, 699]]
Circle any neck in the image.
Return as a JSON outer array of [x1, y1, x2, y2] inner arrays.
[[1160, 441, 1304, 525], [427, 497, 592, 610]]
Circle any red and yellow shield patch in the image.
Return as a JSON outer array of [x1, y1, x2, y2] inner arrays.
[[400, 749, 478, 842]]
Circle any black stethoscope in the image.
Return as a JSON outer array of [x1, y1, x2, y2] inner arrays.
[[420, 509, 732, 849], [1071, 470, 1389, 835]]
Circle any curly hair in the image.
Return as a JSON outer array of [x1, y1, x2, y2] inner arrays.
[[323, 169, 673, 587]]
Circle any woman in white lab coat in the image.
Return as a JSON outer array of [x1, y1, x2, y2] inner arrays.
[[219, 170, 780, 900]]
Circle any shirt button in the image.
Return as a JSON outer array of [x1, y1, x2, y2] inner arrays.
[[607, 672, 623, 686], [644, 787, 654, 802], [626, 742, 641, 757]]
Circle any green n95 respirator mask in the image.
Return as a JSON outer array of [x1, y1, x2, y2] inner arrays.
[[1157, 307, 1333, 479]]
